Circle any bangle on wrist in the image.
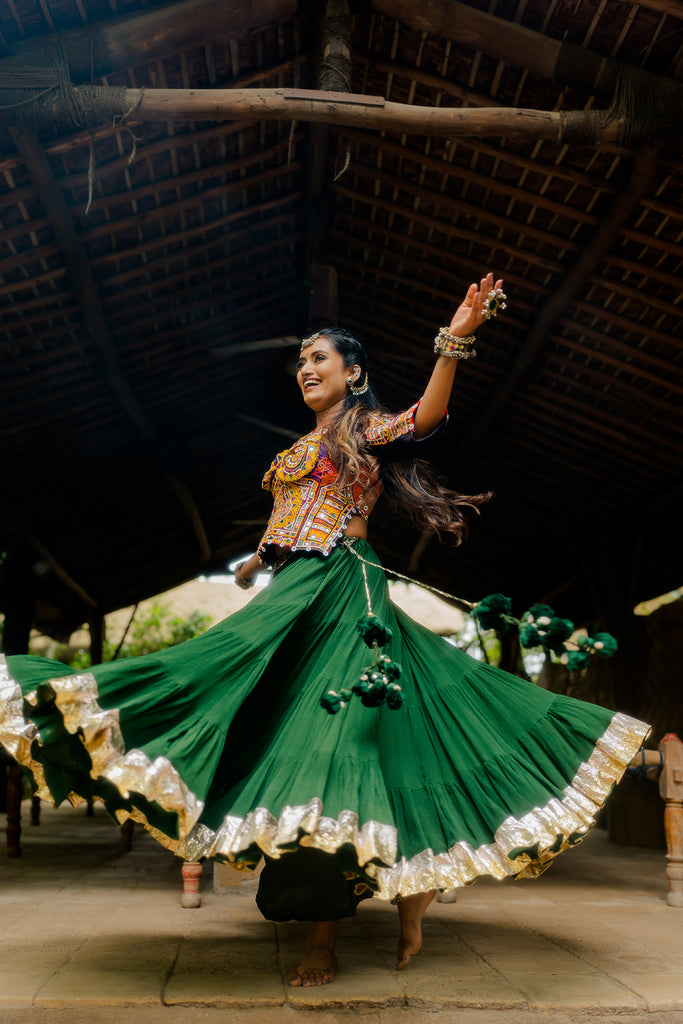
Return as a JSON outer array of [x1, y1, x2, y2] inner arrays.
[[234, 561, 255, 590], [434, 327, 477, 360]]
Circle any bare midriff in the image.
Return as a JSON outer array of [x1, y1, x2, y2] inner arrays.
[[344, 515, 368, 540]]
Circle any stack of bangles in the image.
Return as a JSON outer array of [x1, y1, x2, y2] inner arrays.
[[434, 286, 507, 360], [434, 328, 477, 360]]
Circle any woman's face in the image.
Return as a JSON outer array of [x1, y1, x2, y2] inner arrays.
[[296, 336, 358, 412]]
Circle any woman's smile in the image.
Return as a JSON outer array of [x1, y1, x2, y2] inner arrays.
[[296, 336, 353, 414]]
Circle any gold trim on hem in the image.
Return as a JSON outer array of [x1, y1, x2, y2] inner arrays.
[[0, 654, 203, 839], [0, 657, 50, 800], [178, 711, 649, 899], [0, 653, 649, 900]]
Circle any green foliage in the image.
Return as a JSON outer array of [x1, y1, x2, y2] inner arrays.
[[69, 602, 211, 669]]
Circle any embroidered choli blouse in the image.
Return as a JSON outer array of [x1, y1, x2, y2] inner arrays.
[[259, 402, 425, 560]]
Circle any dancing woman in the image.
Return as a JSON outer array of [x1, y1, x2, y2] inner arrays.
[[0, 274, 649, 988]]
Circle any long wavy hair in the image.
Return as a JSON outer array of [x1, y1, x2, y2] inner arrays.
[[313, 326, 490, 544]]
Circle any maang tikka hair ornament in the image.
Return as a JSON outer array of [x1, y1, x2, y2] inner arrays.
[[300, 331, 320, 350]]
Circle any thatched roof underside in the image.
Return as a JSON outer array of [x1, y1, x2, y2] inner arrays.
[[1, 0, 682, 638]]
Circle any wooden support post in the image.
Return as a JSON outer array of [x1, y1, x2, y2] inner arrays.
[[180, 861, 203, 908], [2, 541, 37, 858], [120, 819, 134, 852], [631, 737, 683, 907], [5, 763, 23, 857], [302, 0, 351, 329], [660, 734, 683, 908]]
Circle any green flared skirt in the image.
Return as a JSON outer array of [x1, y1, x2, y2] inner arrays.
[[0, 540, 648, 904]]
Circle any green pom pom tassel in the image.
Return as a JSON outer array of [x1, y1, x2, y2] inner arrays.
[[537, 617, 574, 656], [385, 683, 405, 710], [522, 604, 555, 624], [320, 688, 352, 714], [356, 613, 393, 648], [576, 632, 618, 658], [519, 605, 557, 647], [567, 650, 591, 673], [471, 593, 514, 634], [352, 672, 386, 707], [591, 632, 618, 657], [378, 654, 402, 681], [519, 622, 543, 648]]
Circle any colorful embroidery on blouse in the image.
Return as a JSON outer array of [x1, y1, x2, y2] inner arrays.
[[259, 403, 420, 559]]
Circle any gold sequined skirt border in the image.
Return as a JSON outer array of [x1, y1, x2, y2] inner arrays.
[[0, 653, 649, 899]]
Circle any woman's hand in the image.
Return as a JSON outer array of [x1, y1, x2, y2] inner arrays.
[[447, 273, 504, 338], [413, 271, 504, 438], [234, 553, 262, 590]]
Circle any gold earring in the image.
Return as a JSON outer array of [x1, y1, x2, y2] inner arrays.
[[346, 372, 369, 396]]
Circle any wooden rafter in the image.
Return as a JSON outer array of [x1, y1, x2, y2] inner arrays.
[[451, 142, 663, 464], [24, 533, 98, 610], [2, 85, 670, 145], [10, 126, 212, 568], [8, 0, 297, 82], [372, 0, 679, 101], [613, 0, 682, 14], [302, 0, 352, 328]]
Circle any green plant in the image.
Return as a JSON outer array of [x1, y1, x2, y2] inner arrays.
[[69, 602, 211, 668]]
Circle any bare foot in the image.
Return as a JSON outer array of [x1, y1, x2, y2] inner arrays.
[[396, 890, 436, 969], [288, 921, 337, 987]]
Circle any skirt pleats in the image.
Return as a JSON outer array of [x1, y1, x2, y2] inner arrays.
[[0, 540, 649, 900]]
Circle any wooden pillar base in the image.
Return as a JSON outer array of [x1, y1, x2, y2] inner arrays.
[[660, 734, 683, 909], [180, 861, 203, 908], [30, 795, 41, 826], [664, 801, 683, 907], [120, 818, 134, 853], [6, 762, 23, 857]]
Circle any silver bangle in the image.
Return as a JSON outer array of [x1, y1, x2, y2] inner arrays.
[[434, 327, 477, 360]]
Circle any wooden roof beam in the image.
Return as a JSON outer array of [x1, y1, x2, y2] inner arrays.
[[303, 0, 352, 329], [11, 126, 212, 567], [450, 141, 662, 465], [373, 0, 681, 105], [7, 0, 297, 83], [3, 86, 679, 146], [613, 0, 682, 15]]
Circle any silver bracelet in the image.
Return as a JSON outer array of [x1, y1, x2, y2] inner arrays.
[[434, 327, 477, 360]]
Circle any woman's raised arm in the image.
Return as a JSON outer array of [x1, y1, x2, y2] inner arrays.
[[413, 273, 504, 439]]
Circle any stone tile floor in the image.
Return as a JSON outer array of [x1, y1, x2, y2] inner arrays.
[[1, 800, 681, 1024]]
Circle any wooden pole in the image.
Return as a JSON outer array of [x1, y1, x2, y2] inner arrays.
[[8, 0, 297, 84], [128, 88, 624, 144], [660, 733, 683, 908], [1, 541, 36, 858], [3, 83, 678, 145], [634, 737, 683, 907], [304, 0, 352, 328]]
